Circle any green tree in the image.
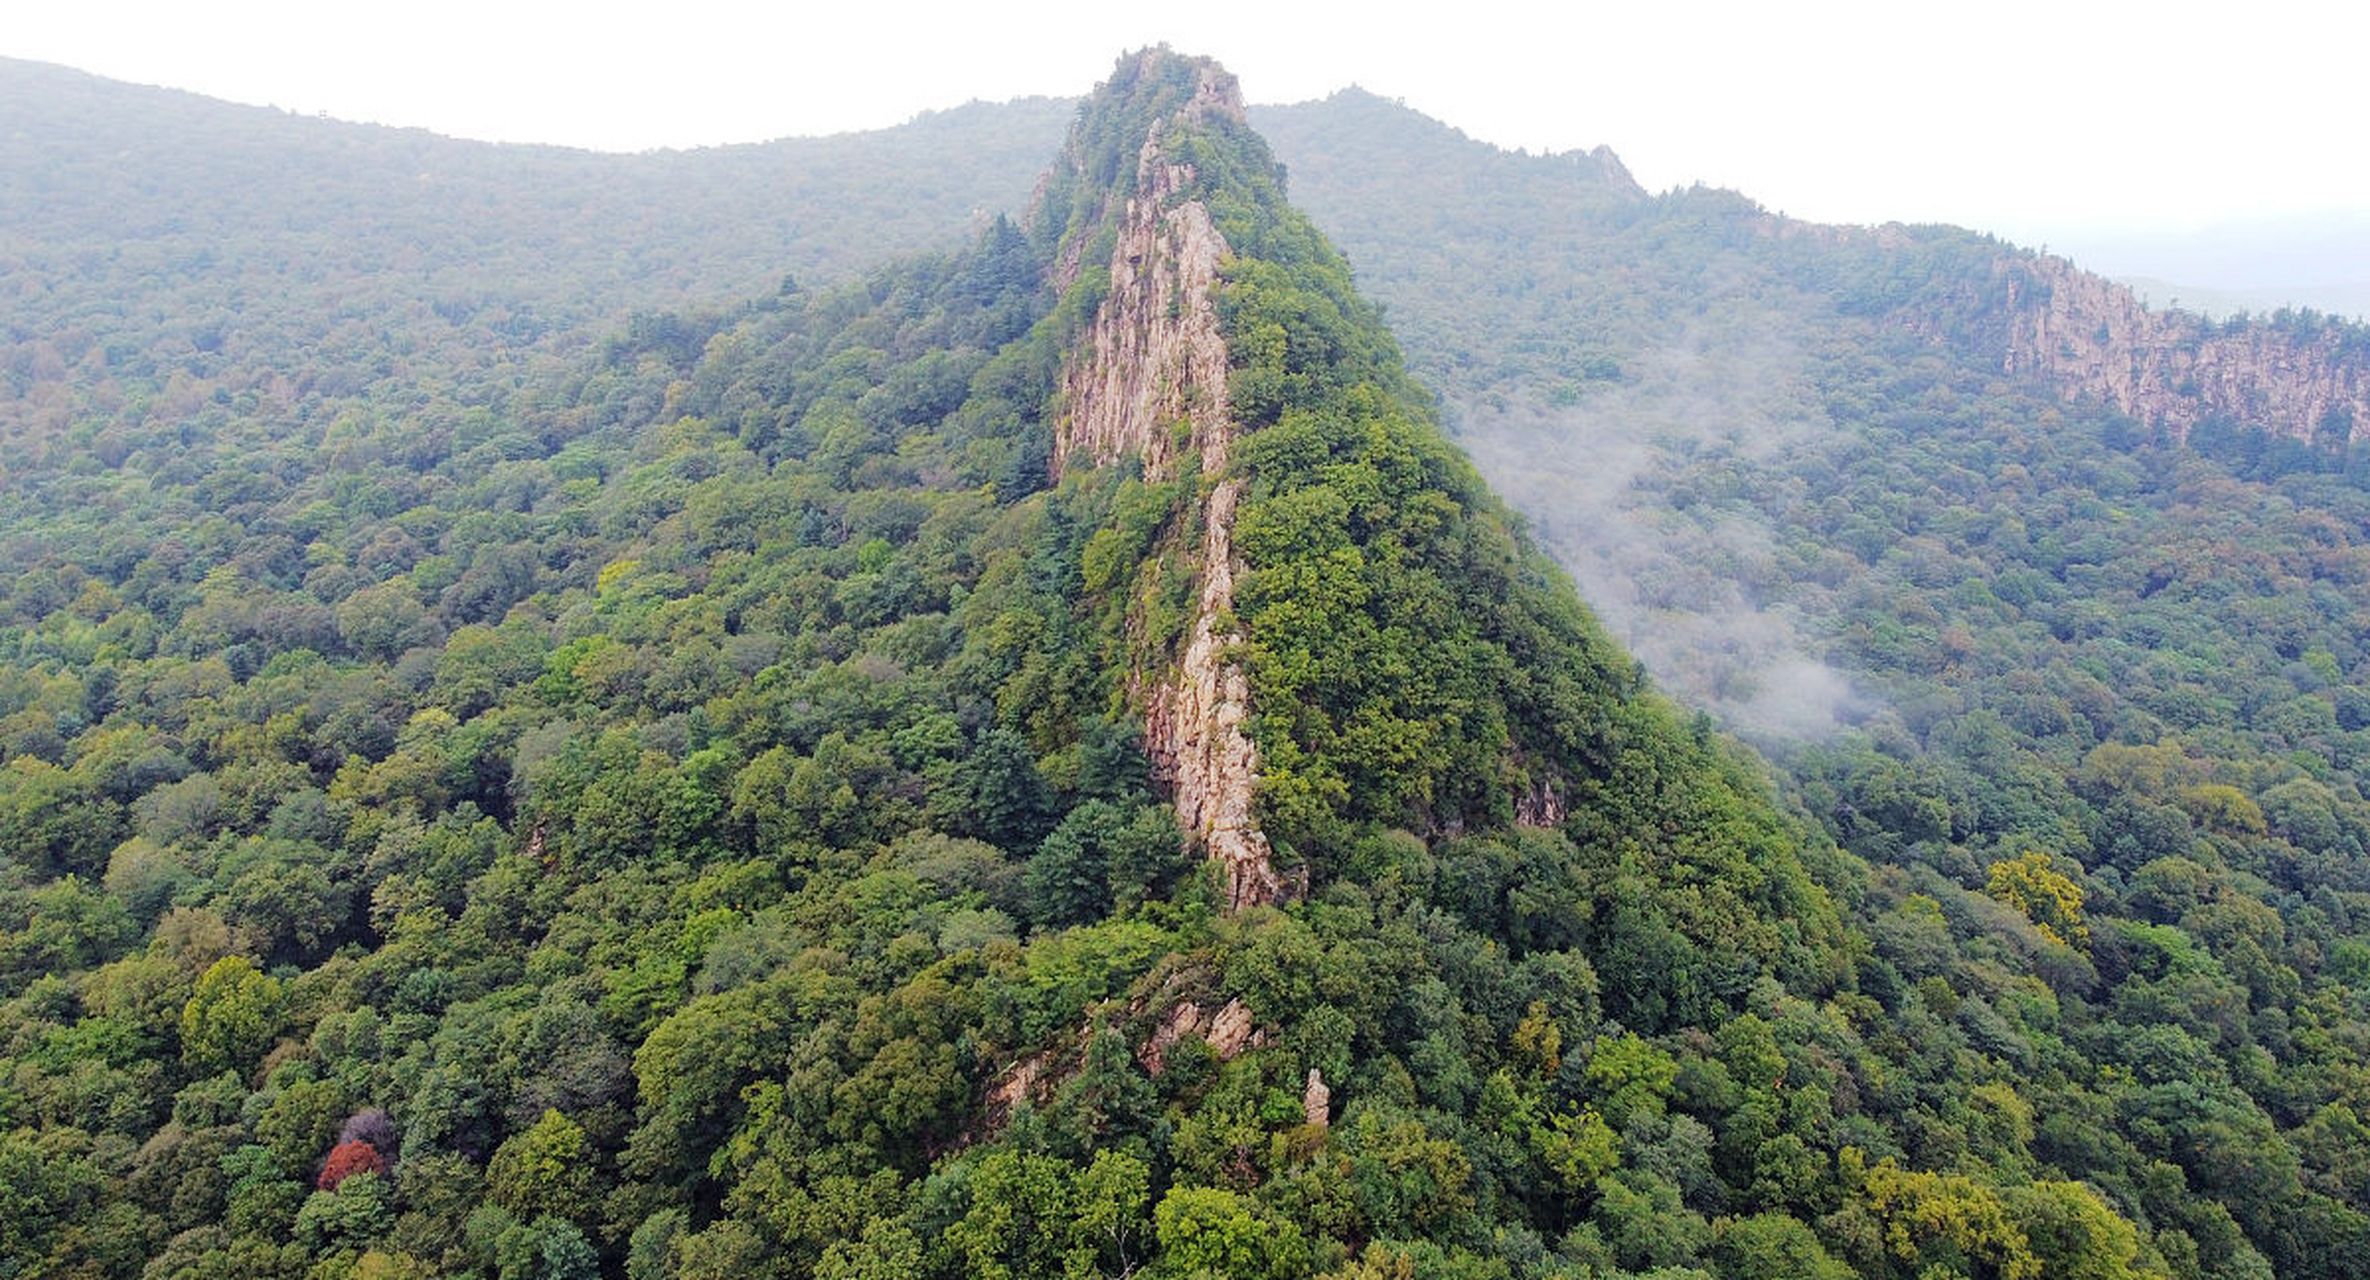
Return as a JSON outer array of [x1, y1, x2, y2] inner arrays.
[[963, 728, 1054, 852], [486, 1110, 599, 1229], [179, 955, 284, 1076], [1711, 1213, 1852, 1280], [294, 1169, 395, 1255], [1154, 1185, 1309, 1279]]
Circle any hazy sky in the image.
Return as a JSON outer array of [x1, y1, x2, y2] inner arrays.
[[11, 1, 2367, 253]]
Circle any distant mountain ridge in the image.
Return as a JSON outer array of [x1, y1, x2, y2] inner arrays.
[[13, 55, 2360, 457], [1256, 89, 2370, 451], [0, 56, 1075, 312]]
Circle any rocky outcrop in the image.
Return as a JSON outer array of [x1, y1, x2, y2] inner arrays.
[[1995, 254, 2370, 445], [1052, 62, 1282, 912], [982, 1048, 1050, 1129], [1576, 144, 1641, 196], [1137, 996, 1265, 1075], [1150, 475, 1282, 910], [1514, 772, 1567, 828], [1302, 1067, 1331, 1128], [1052, 148, 1232, 477], [980, 992, 1270, 1135]]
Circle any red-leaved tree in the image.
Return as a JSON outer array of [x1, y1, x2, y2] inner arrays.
[[317, 1139, 386, 1190]]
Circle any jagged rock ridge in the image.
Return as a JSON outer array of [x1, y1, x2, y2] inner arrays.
[[1046, 54, 1282, 911]]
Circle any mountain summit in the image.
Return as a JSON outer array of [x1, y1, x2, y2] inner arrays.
[[1007, 49, 1801, 929]]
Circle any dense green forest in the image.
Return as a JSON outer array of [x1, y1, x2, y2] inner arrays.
[[1263, 87, 2370, 1280], [0, 57, 1072, 484], [3, 47, 2370, 1280]]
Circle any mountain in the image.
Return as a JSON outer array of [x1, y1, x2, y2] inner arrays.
[[0, 48, 1870, 1279], [1263, 90, 2370, 1280], [0, 54, 1074, 319], [5, 48, 2370, 1280], [1258, 90, 2370, 729], [0, 56, 1073, 483]]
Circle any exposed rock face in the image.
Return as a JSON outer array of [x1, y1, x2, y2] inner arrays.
[[1302, 1067, 1331, 1128], [1137, 1001, 1201, 1076], [1577, 144, 1641, 196], [1053, 65, 1282, 912], [1137, 996, 1265, 1075], [1152, 475, 1282, 910], [982, 1047, 1050, 1129], [981, 983, 1274, 1141], [1768, 216, 2370, 447], [1052, 153, 1231, 477], [1514, 778, 1566, 827], [1997, 255, 2370, 444], [1204, 996, 1257, 1058]]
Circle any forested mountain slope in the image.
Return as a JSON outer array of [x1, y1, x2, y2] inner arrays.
[[0, 56, 1074, 314], [0, 48, 1911, 1280], [1263, 90, 2370, 1280], [1257, 89, 2370, 734], [2, 50, 2369, 1280], [0, 57, 1073, 481]]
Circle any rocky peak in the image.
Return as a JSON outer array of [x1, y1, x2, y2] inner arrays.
[[1161, 50, 1244, 127], [1576, 144, 1642, 197], [1043, 50, 1283, 912]]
